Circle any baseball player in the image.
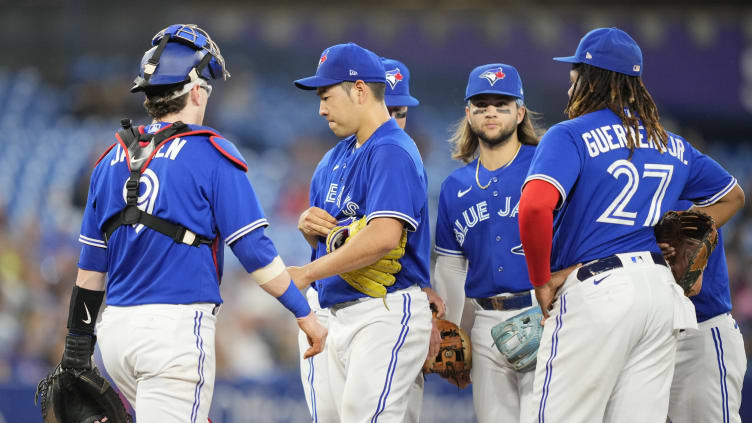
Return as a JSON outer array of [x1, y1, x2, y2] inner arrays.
[[666, 202, 746, 422], [296, 55, 440, 423], [518, 28, 745, 422], [432, 63, 541, 422], [61, 24, 326, 422], [289, 43, 433, 423]]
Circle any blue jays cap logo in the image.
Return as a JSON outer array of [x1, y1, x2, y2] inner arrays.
[[385, 67, 404, 89], [479, 68, 506, 86], [318, 49, 329, 69]]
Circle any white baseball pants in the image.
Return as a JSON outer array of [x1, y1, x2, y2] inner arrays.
[[97, 303, 216, 423]]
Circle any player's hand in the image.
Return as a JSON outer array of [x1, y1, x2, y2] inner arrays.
[[298, 207, 338, 238], [427, 318, 441, 360], [297, 311, 328, 359], [288, 266, 313, 290], [658, 242, 676, 259], [534, 263, 581, 323], [422, 287, 446, 319]]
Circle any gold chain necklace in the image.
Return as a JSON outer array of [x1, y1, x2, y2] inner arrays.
[[475, 143, 522, 189]]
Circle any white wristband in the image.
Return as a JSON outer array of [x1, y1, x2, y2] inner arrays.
[[250, 256, 286, 285]]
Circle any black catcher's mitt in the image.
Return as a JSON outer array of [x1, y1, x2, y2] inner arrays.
[[35, 364, 132, 423], [654, 210, 718, 296]]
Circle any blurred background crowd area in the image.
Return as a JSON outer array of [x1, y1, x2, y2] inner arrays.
[[0, 0, 751, 408]]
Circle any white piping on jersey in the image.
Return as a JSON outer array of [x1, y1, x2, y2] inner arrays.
[[434, 246, 464, 257], [79, 235, 107, 249], [524, 174, 567, 209], [225, 218, 269, 245], [694, 178, 738, 208], [367, 211, 418, 232]]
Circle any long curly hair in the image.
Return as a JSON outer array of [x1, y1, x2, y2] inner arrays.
[[565, 63, 668, 154]]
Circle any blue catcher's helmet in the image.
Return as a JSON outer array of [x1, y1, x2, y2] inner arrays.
[[131, 24, 230, 93]]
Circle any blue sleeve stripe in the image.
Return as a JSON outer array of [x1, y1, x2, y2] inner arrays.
[[434, 246, 463, 257], [225, 218, 269, 245], [524, 174, 567, 208], [694, 178, 738, 207], [79, 235, 106, 249], [367, 211, 418, 232]]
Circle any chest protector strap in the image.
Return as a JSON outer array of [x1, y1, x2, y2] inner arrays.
[[101, 119, 213, 247]]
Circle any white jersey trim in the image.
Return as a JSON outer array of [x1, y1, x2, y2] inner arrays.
[[434, 246, 464, 257], [225, 218, 269, 245], [79, 235, 107, 249], [693, 178, 738, 208], [251, 256, 286, 285], [367, 211, 418, 232], [524, 174, 567, 209]]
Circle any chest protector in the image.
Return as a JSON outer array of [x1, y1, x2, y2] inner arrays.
[[101, 119, 214, 247]]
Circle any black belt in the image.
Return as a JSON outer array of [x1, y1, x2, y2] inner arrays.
[[576, 252, 667, 282], [330, 297, 369, 314], [474, 291, 532, 311]]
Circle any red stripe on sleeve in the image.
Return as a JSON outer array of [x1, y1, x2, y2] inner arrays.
[[519, 179, 560, 287]]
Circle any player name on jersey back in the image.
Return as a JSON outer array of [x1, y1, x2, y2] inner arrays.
[[580, 123, 687, 164]]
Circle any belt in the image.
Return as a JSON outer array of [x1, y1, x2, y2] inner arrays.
[[576, 252, 667, 282], [474, 291, 532, 311], [330, 297, 370, 314]]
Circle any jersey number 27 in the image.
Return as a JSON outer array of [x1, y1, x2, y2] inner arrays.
[[596, 159, 673, 227]]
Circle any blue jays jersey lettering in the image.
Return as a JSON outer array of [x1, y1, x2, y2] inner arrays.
[[77, 122, 276, 306], [525, 108, 737, 271], [435, 145, 535, 298], [309, 119, 430, 308], [673, 200, 732, 322]]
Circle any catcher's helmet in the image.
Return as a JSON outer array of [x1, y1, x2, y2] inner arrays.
[[131, 24, 230, 93]]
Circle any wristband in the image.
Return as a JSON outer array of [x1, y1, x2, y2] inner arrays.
[[277, 280, 311, 318], [67, 286, 105, 335]]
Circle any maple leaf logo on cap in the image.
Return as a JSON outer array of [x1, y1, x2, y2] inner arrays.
[[479, 68, 506, 86], [385, 68, 404, 89]]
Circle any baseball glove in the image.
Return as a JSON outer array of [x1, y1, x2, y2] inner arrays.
[[422, 317, 472, 389], [35, 364, 132, 423], [326, 216, 407, 298], [491, 306, 544, 373], [654, 210, 718, 296]]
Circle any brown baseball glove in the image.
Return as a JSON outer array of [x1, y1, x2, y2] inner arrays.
[[422, 317, 472, 389], [654, 210, 718, 296]]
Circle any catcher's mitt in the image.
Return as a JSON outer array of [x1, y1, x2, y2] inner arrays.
[[654, 210, 718, 296], [326, 216, 407, 298], [35, 364, 132, 423], [422, 318, 472, 389], [491, 306, 544, 373]]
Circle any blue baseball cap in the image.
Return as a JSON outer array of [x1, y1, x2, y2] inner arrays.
[[465, 63, 524, 102], [554, 28, 643, 76], [381, 58, 419, 107], [294, 43, 386, 90]]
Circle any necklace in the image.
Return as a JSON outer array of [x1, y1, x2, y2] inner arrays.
[[475, 143, 522, 189]]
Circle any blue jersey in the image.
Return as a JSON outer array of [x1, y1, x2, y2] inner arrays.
[[435, 144, 535, 298], [309, 119, 430, 308], [526, 109, 737, 271], [77, 122, 276, 306], [673, 201, 732, 322]]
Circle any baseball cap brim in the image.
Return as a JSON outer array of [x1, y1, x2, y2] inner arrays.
[[464, 90, 522, 102], [294, 75, 344, 90], [553, 56, 580, 64], [385, 95, 419, 107]]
